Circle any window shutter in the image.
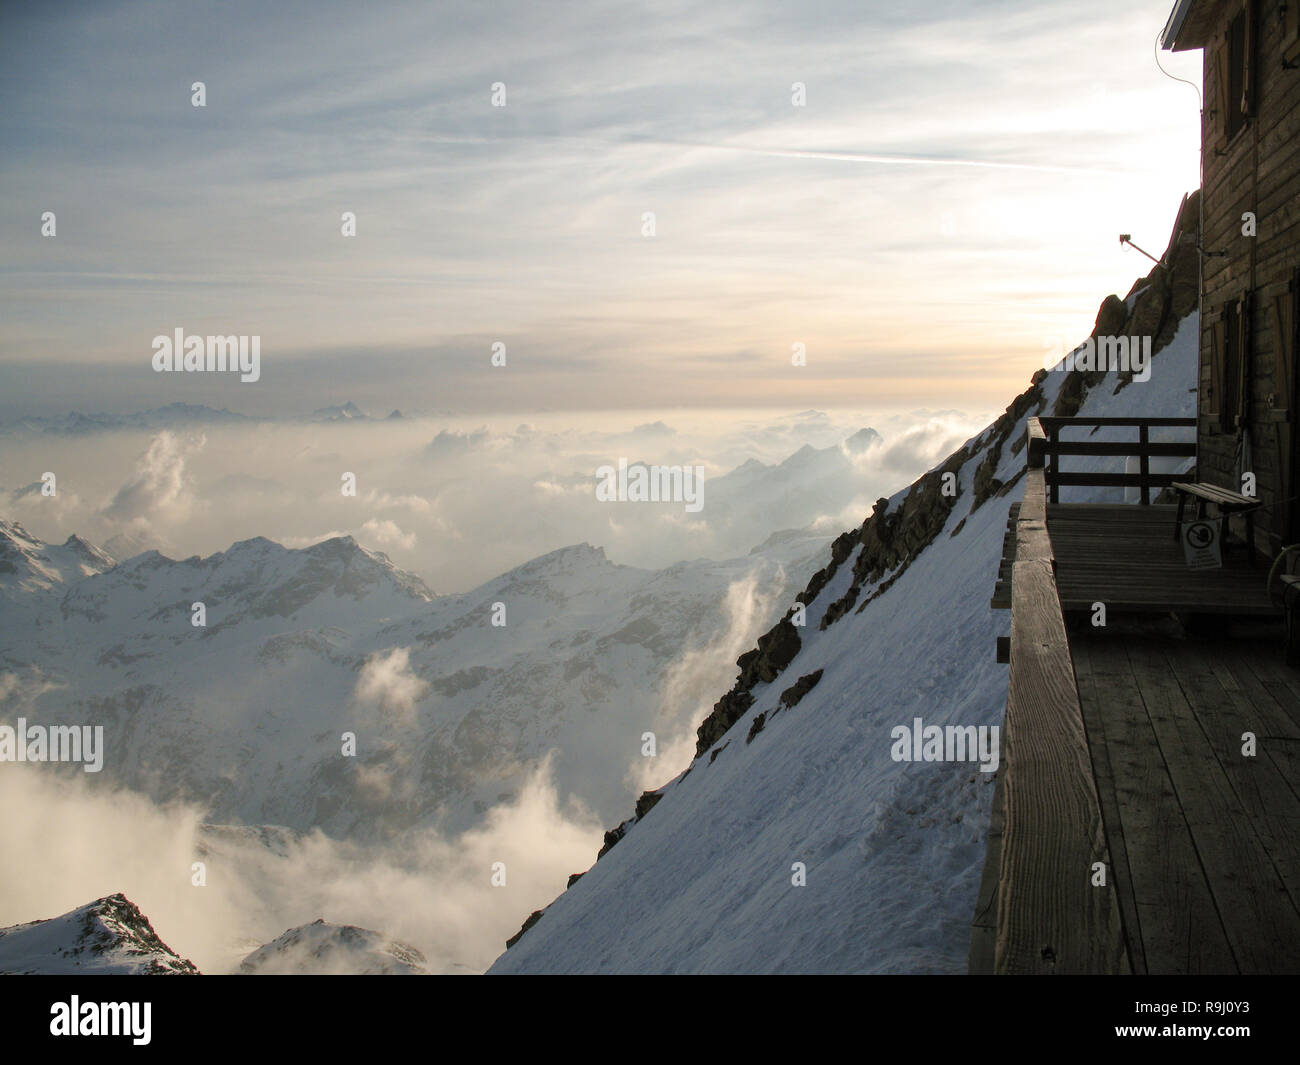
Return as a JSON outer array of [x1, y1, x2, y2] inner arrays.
[[1243, 0, 1258, 118], [1287, 0, 1300, 63], [1215, 43, 1231, 139], [1236, 291, 1252, 429]]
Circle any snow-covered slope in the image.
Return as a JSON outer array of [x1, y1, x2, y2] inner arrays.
[[0, 894, 199, 975], [490, 200, 1202, 974], [239, 919, 429, 975]]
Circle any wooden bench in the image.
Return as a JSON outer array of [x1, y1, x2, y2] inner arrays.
[[1170, 482, 1261, 563]]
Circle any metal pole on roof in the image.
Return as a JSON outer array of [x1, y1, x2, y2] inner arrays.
[[1118, 234, 1162, 264]]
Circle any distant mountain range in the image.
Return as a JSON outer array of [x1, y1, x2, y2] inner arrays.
[[0, 514, 828, 842], [0, 401, 406, 435]]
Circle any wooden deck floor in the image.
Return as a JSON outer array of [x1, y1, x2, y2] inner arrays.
[[1047, 503, 1278, 615], [1072, 619, 1300, 973]]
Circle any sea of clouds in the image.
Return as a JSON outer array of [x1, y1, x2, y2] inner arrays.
[[0, 406, 986, 592]]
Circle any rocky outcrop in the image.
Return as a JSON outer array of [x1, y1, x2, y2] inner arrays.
[[795, 528, 861, 607], [972, 379, 1047, 510], [593, 786, 666, 864], [693, 617, 801, 757], [1057, 189, 1201, 412], [597, 818, 632, 859], [736, 618, 801, 687], [505, 910, 543, 949], [822, 447, 973, 630], [694, 690, 755, 755], [778, 669, 824, 710], [634, 789, 664, 820]]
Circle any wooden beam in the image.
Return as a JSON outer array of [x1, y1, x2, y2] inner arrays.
[[996, 557, 1130, 972], [1045, 441, 1195, 458], [1046, 472, 1184, 489], [989, 467, 1131, 973], [1036, 417, 1198, 428]]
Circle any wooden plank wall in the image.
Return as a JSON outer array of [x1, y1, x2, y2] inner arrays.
[[1199, 0, 1300, 551]]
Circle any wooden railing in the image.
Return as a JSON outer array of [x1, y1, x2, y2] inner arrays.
[[970, 456, 1131, 973], [1028, 416, 1196, 504]]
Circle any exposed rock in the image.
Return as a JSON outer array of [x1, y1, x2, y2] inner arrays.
[[1095, 293, 1129, 337], [824, 455, 968, 629], [974, 383, 1046, 508], [634, 789, 664, 819], [597, 816, 635, 859], [506, 910, 543, 949], [778, 669, 824, 710], [735, 617, 801, 687], [796, 527, 860, 607], [694, 689, 755, 757]]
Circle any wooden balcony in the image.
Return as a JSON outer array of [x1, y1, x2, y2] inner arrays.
[[971, 417, 1300, 974], [993, 417, 1273, 615]]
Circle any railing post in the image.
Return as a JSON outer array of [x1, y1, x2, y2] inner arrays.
[[1139, 424, 1150, 505], [1027, 417, 1047, 468]]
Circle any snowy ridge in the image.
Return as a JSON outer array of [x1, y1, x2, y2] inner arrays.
[[490, 197, 1202, 973]]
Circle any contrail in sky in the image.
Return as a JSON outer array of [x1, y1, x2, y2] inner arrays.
[[445, 131, 1125, 176]]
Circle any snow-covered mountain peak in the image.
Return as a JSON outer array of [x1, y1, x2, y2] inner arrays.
[[844, 427, 883, 453], [0, 894, 199, 975], [238, 919, 430, 974], [310, 401, 368, 422], [0, 519, 117, 597], [506, 541, 613, 579], [62, 533, 116, 569]]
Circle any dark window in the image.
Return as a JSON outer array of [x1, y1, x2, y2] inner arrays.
[[1221, 292, 1254, 432]]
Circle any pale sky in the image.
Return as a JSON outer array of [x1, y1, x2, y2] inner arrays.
[[0, 0, 1203, 418]]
